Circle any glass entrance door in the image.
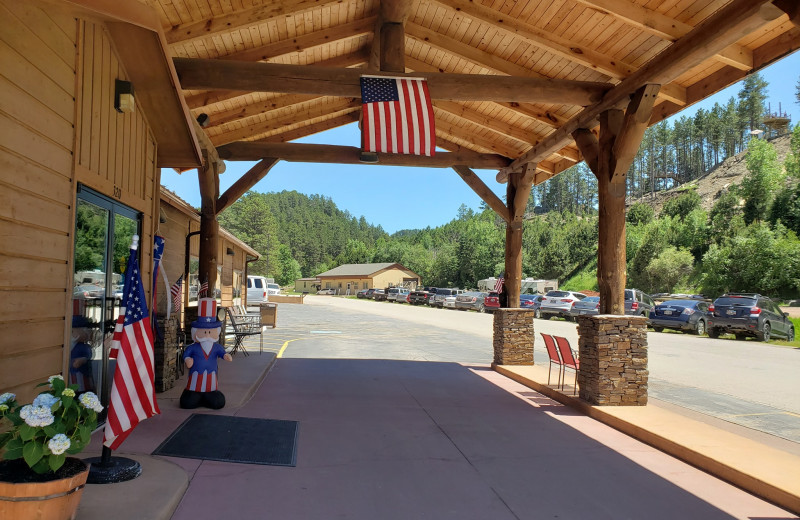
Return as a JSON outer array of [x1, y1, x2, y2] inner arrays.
[[72, 186, 140, 419]]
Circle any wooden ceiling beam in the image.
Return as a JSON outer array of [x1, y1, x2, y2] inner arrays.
[[505, 0, 784, 174], [405, 56, 568, 128], [256, 113, 361, 144], [174, 58, 611, 106], [209, 100, 361, 146], [216, 142, 512, 169], [574, 0, 753, 70], [220, 16, 376, 63], [185, 52, 369, 110], [165, 0, 344, 47], [434, 118, 522, 158], [774, 0, 800, 25]]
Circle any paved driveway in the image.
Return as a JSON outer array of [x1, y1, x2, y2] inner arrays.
[[264, 296, 800, 442]]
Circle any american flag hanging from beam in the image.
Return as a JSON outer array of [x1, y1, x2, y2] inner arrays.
[[360, 75, 435, 156], [104, 236, 160, 450]]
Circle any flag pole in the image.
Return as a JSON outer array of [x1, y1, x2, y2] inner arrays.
[[86, 235, 143, 484]]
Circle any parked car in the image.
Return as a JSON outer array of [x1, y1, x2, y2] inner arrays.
[[625, 289, 656, 317], [73, 284, 104, 300], [317, 288, 336, 295], [431, 288, 463, 308], [409, 287, 436, 305], [539, 290, 588, 320], [484, 292, 500, 312], [266, 283, 281, 296], [567, 296, 600, 320], [707, 293, 795, 342], [442, 294, 458, 309], [649, 299, 711, 335], [520, 294, 545, 317], [455, 291, 489, 312], [356, 289, 370, 299], [373, 289, 388, 301], [247, 275, 269, 304], [386, 287, 410, 302]]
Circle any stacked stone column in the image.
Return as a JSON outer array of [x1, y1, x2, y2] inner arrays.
[[492, 309, 535, 365], [576, 315, 648, 405], [153, 316, 179, 392]]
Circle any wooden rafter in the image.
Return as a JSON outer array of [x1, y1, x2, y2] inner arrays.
[[209, 100, 361, 146], [173, 58, 611, 106], [434, 116, 523, 158], [505, 0, 785, 174], [369, 0, 412, 71], [165, 0, 343, 47], [574, 0, 753, 70], [185, 52, 369, 110], [256, 113, 361, 144], [205, 94, 320, 128], [216, 142, 511, 169]]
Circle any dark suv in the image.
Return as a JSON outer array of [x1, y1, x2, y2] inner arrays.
[[625, 289, 655, 318], [707, 293, 795, 342]]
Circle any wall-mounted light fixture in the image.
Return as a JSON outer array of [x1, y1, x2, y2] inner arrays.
[[226, 247, 235, 256], [114, 79, 135, 113]]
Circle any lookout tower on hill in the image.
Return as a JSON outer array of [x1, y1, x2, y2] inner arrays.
[[763, 103, 791, 139]]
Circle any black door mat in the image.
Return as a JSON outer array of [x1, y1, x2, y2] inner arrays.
[[153, 414, 298, 467]]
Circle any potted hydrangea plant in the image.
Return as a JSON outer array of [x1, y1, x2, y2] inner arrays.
[[0, 375, 103, 519]]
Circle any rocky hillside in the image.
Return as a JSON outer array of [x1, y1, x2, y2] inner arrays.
[[627, 133, 793, 215]]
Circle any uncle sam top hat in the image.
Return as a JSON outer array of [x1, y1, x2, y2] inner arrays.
[[192, 298, 223, 329]]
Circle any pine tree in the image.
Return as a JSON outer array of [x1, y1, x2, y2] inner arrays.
[[737, 73, 768, 136]]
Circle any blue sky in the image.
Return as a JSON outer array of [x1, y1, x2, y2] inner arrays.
[[161, 51, 800, 234]]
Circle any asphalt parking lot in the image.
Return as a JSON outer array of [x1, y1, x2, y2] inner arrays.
[[256, 296, 800, 444]]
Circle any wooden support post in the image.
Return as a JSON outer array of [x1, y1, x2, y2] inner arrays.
[[198, 155, 220, 292], [503, 167, 535, 308], [597, 109, 626, 315], [380, 22, 405, 72]]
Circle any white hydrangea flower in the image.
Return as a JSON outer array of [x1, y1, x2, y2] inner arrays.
[[33, 393, 60, 409], [79, 392, 103, 413], [0, 392, 15, 405], [48, 375, 64, 387], [62, 388, 76, 397], [21, 405, 55, 427], [48, 433, 71, 455]]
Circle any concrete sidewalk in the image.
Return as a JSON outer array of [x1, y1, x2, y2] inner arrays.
[[76, 342, 798, 520]]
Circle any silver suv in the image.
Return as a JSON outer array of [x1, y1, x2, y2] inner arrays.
[[431, 288, 463, 308], [539, 290, 587, 320]]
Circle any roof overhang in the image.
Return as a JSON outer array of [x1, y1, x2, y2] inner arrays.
[[39, 0, 203, 168]]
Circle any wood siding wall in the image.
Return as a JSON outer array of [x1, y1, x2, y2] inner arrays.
[[0, 6, 160, 400], [0, 2, 77, 399]]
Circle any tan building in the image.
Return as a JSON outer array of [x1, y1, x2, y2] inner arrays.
[[294, 277, 322, 294], [316, 263, 421, 295]]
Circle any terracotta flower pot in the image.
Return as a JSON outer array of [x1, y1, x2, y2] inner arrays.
[[0, 458, 89, 520]]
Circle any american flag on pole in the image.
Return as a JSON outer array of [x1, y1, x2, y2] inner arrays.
[[170, 275, 183, 312], [198, 280, 209, 299], [360, 75, 435, 156], [104, 236, 160, 449], [494, 276, 505, 294]]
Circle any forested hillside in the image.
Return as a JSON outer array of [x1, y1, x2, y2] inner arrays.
[[218, 73, 800, 299]]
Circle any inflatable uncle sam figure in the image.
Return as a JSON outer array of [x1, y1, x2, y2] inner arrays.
[[180, 298, 233, 409]]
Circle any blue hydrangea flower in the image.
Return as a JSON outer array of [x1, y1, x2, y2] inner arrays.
[[33, 393, 60, 409], [20, 404, 55, 427], [79, 392, 103, 413], [0, 392, 15, 405], [48, 434, 71, 455]]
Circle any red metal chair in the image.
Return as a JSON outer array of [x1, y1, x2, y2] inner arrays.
[[540, 333, 562, 388], [554, 336, 579, 395]]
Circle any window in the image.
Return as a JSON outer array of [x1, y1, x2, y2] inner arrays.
[[363, 282, 368, 289], [72, 185, 140, 422], [188, 256, 199, 304], [233, 270, 242, 300]]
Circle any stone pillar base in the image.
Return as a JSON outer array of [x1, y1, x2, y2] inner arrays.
[[576, 315, 648, 406], [492, 309, 535, 365], [153, 316, 179, 392]]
